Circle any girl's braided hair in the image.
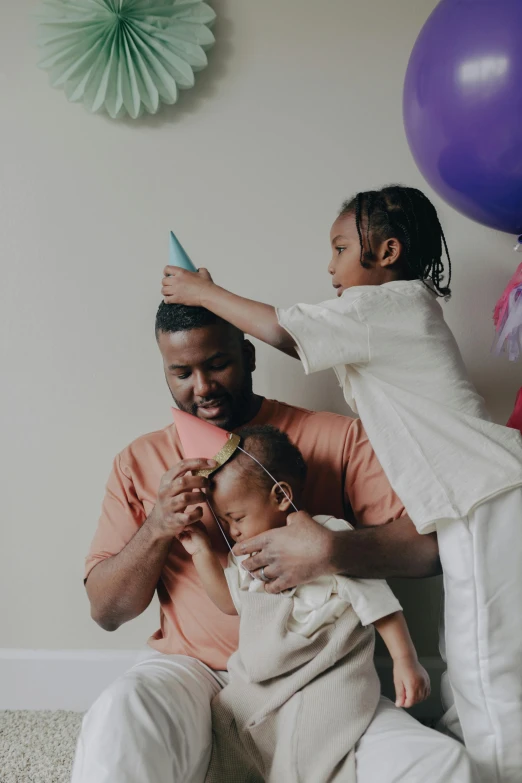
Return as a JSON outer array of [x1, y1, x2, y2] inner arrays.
[[340, 185, 452, 298]]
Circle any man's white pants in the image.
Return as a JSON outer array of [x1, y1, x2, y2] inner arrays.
[[437, 487, 522, 783], [71, 652, 474, 783]]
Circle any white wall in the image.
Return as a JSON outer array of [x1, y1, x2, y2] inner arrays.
[[1, 0, 520, 656]]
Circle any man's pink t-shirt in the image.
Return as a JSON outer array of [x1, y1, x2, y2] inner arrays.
[[86, 399, 405, 670]]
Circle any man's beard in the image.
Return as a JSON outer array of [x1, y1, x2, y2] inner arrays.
[[173, 370, 255, 431]]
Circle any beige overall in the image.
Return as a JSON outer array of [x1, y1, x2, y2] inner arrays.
[[205, 590, 380, 783]]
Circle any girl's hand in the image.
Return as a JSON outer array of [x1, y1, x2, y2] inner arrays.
[[178, 521, 212, 557], [393, 656, 431, 708], [162, 267, 213, 307]]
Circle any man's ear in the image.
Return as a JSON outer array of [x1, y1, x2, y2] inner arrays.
[[243, 339, 256, 373], [270, 481, 294, 512]]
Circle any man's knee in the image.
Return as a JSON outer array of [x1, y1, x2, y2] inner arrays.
[[73, 660, 218, 783], [84, 670, 166, 731], [445, 739, 475, 781], [425, 731, 474, 783], [83, 662, 214, 741]]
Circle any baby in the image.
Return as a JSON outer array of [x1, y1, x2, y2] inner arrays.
[[179, 425, 429, 783]]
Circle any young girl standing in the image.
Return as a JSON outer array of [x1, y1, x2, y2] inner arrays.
[[162, 186, 522, 783]]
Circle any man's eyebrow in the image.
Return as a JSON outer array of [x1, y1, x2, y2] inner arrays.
[[168, 362, 190, 371], [167, 352, 230, 371]]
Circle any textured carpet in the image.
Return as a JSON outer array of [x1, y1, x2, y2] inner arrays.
[[0, 711, 83, 783]]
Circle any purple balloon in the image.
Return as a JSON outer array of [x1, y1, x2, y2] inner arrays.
[[404, 0, 522, 235]]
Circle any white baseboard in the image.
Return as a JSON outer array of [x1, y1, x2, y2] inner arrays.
[[0, 650, 446, 717], [0, 649, 141, 711]]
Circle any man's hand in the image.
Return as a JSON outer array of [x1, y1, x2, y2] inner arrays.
[[162, 266, 213, 307], [233, 510, 334, 593], [148, 458, 217, 542]]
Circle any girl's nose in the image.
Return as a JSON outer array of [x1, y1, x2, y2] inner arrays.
[[328, 257, 335, 276]]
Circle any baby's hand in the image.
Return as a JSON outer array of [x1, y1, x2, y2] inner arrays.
[[162, 267, 213, 307], [178, 522, 211, 557], [393, 656, 431, 708]]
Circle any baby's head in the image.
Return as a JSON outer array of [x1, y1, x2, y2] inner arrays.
[[210, 425, 307, 543], [328, 185, 451, 299]]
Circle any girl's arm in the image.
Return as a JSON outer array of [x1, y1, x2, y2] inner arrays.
[[178, 523, 237, 615], [373, 611, 430, 708], [162, 267, 298, 359]]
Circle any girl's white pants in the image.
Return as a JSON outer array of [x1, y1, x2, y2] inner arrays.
[[437, 487, 522, 783]]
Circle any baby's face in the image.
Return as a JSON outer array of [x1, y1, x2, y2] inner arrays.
[[210, 464, 286, 543]]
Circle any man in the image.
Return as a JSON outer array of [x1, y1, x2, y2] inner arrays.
[[71, 303, 473, 783]]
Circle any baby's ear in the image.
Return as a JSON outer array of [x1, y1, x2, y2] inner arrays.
[[272, 481, 294, 511]]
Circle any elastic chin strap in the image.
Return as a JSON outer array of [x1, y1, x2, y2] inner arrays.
[[237, 446, 299, 513], [205, 446, 299, 556], [206, 499, 234, 554]]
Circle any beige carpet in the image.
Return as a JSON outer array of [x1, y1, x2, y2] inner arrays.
[[0, 711, 83, 783]]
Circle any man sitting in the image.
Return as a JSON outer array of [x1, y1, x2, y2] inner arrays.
[[71, 303, 473, 783]]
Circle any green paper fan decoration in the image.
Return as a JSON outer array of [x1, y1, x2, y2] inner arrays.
[[37, 0, 216, 119]]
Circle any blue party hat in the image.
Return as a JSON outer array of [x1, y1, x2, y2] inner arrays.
[[169, 231, 197, 272]]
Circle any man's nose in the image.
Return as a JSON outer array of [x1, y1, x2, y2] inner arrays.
[[193, 371, 215, 398]]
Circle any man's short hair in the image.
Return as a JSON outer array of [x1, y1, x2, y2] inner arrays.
[[155, 302, 243, 338]]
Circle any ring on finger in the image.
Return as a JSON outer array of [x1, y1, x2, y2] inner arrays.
[[259, 566, 271, 583]]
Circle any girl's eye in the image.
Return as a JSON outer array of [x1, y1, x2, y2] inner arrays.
[[336, 246, 346, 256]]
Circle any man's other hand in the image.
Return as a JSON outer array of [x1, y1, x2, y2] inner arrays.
[[233, 510, 335, 593]]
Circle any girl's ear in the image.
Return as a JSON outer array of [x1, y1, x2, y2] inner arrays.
[[270, 481, 294, 512], [378, 237, 402, 268]]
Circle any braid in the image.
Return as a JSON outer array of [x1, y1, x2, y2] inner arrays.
[[340, 185, 452, 298], [365, 191, 374, 258], [355, 193, 364, 263]]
